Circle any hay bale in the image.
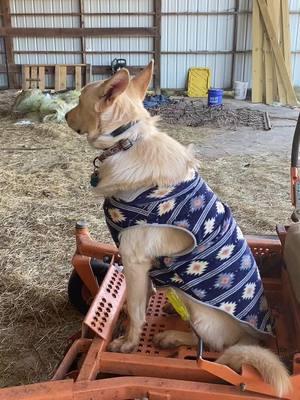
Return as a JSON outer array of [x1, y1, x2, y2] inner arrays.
[[12, 89, 80, 124], [13, 89, 45, 114]]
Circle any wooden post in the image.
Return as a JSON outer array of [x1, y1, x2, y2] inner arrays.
[[2, 0, 16, 88], [21, 65, 30, 89], [79, 0, 86, 65], [38, 66, 45, 90], [55, 65, 67, 91], [75, 65, 82, 90], [281, 0, 292, 79], [252, 0, 264, 102], [30, 65, 38, 88], [153, 0, 161, 94], [230, 0, 239, 88], [270, 0, 286, 104]]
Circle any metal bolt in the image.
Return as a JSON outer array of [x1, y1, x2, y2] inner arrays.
[[240, 383, 246, 391], [76, 220, 89, 229]]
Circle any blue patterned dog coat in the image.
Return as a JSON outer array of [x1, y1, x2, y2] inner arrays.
[[103, 171, 273, 336]]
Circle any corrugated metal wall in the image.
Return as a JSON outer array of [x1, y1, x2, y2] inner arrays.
[[11, 0, 82, 65], [234, 0, 252, 86], [161, 0, 236, 89], [0, 0, 299, 89], [84, 0, 153, 82], [290, 0, 300, 86], [0, 12, 8, 88]]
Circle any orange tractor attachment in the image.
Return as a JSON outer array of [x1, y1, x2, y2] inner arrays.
[[2, 113, 300, 400], [1, 223, 300, 400]]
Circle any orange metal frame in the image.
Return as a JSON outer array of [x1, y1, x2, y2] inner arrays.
[[1, 225, 300, 400]]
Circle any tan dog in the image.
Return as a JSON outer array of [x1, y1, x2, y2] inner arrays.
[[66, 61, 290, 397]]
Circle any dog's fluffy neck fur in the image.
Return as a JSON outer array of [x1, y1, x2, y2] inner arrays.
[[93, 115, 198, 198]]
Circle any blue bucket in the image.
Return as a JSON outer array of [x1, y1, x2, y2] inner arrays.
[[207, 88, 223, 107]]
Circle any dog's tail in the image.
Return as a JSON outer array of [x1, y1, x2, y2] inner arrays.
[[216, 344, 291, 398]]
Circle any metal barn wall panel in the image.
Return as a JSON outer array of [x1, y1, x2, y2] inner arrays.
[[85, 37, 152, 69], [0, 38, 7, 88], [161, 0, 236, 89], [11, 0, 81, 65], [234, 0, 252, 86], [83, 0, 152, 69], [11, 0, 80, 27], [289, 0, 300, 12], [0, 8, 7, 87], [13, 37, 82, 64], [290, 12, 300, 86], [162, 0, 236, 12], [83, 0, 153, 28]]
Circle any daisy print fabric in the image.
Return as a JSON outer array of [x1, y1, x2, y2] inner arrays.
[[103, 170, 273, 336]]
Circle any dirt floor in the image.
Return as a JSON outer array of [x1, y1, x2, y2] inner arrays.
[[0, 90, 299, 388]]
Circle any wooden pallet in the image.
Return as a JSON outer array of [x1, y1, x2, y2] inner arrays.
[[21, 64, 91, 91]]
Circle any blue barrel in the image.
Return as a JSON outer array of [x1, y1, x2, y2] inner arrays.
[[207, 88, 223, 107]]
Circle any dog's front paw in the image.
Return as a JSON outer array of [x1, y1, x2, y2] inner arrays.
[[153, 331, 180, 349], [153, 330, 196, 349], [108, 336, 138, 353]]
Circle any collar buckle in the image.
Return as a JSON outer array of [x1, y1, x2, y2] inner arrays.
[[120, 138, 133, 150]]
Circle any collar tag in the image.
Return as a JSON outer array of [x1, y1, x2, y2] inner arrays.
[[90, 170, 100, 187]]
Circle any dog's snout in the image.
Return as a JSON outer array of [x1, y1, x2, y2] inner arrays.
[[76, 129, 81, 134], [65, 111, 69, 122]]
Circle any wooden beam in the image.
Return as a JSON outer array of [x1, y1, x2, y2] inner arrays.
[[0, 64, 150, 80], [3, 11, 251, 17], [55, 65, 67, 91], [153, 0, 161, 94], [38, 66, 45, 91], [281, 0, 292, 79], [257, 0, 298, 105], [0, 27, 157, 37], [1, 0, 16, 88], [252, 0, 264, 102], [263, 33, 273, 104], [79, 0, 86, 65], [75, 65, 82, 90], [21, 65, 29, 89], [270, 0, 286, 104], [30, 66, 38, 89]]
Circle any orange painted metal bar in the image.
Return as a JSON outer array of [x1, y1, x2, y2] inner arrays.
[[0, 380, 73, 400], [72, 223, 121, 298], [246, 235, 281, 248], [197, 359, 280, 398], [75, 224, 119, 260], [76, 338, 106, 382], [72, 254, 99, 297], [2, 375, 300, 400], [276, 225, 288, 247], [74, 377, 276, 400], [282, 269, 300, 349], [98, 352, 223, 383], [262, 277, 282, 292], [52, 338, 92, 381], [291, 166, 298, 206]]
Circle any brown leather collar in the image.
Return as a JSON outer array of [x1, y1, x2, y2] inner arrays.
[[93, 138, 134, 166]]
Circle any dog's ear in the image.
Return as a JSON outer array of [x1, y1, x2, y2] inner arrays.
[[130, 60, 154, 100], [95, 69, 130, 111]]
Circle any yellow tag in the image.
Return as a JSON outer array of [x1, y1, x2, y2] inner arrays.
[[166, 288, 190, 321]]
